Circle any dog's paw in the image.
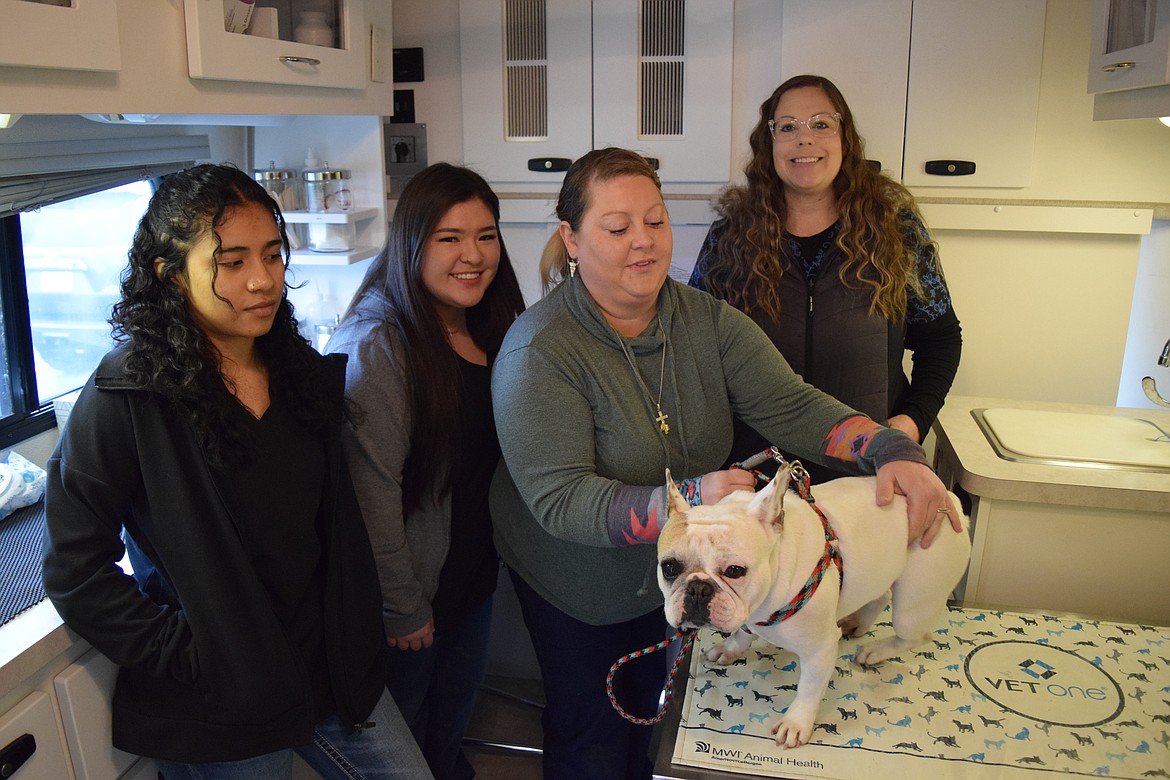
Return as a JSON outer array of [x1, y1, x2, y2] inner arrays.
[[853, 643, 885, 667], [704, 642, 747, 666], [855, 635, 920, 667], [837, 610, 863, 639], [771, 713, 814, 749]]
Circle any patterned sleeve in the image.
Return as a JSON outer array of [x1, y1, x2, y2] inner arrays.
[[900, 210, 953, 324], [687, 218, 726, 291], [897, 209, 963, 435]]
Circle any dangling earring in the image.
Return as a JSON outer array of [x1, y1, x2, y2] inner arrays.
[[568, 257, 578, 278]]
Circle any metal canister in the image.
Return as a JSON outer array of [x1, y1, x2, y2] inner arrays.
[[252, 162, 301, 211]]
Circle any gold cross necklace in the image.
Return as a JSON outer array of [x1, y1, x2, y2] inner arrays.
[[613, 313, 670, 435]]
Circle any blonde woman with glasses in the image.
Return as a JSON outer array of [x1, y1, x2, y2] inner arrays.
[[690, 74, 963, 486]]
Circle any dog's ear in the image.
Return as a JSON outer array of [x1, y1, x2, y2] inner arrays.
[[749, 463, 790, 530], [664, 468, 690, 524]]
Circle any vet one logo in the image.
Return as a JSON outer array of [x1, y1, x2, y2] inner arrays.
[[1018, 658, 1056, 680], [965, 641, 1124, 727]]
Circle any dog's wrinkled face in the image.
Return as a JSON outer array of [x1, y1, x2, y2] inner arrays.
[[657, 468, 789, 632]]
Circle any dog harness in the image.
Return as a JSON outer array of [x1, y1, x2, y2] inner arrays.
[[751, 499, 841, 626], [734, 449, 844, 628], [606, 450, 841, 726]]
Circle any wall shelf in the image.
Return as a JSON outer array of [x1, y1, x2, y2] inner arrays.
[[290, 246, 379, 266], [283, 207, 379, 224]]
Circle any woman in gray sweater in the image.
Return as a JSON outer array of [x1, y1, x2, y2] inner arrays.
[[327, 163, 524, 779], [489, 148, 963, 780]]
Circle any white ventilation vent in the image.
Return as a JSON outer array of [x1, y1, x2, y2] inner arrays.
[[503, 0, 549, 141], [639, 0, 685, 138]]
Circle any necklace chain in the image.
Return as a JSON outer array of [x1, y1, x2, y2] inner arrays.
[[614, 314, 670, 435]]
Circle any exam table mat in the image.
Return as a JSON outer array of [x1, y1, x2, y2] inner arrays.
[[0, 500, 47, 627], [670, 606, 1170, 779]]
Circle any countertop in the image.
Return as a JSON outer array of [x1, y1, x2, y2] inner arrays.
[[934, 395, 1170, 513], [0, 598, 80, 706]]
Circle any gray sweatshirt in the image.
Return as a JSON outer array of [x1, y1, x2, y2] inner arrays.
[[326, 289, 450, 638], [490, 276, 924, 625]]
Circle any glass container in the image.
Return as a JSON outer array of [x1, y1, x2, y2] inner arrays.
[[252, 162, 301, 211], [303, 165, 352, 213]]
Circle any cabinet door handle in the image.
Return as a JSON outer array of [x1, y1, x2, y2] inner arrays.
[[1101, 61, 1137, 72], [0, 734, 36, 778], [280, 56, 323, 67], [527, 157, 573, 172], [924, 160, 976, 176]]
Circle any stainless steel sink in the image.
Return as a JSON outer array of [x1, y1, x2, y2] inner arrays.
[[972, 407, 1170, 474]]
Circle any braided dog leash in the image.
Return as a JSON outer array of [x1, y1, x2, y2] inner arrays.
[[607, 627, 697, 725]]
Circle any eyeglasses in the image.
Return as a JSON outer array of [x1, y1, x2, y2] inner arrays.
[[768, 113, 842, 141]]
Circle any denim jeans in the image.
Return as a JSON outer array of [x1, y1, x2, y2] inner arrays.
[[509, 568, 668, 780], [156, 687, 432, 779], [385, 596, 493, 780]]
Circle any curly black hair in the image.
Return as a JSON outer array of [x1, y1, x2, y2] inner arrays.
[[111, 163, 335, 469]]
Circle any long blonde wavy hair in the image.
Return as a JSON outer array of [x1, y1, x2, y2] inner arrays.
[[703, 74, 935, 322]]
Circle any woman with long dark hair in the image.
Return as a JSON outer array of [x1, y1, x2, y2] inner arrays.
[[327, 162, 525, 779], [42, 163, 430, 779]]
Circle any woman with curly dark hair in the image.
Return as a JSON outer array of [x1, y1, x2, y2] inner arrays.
[[690, 74, 962, 483], [42, 164, 431, 779]]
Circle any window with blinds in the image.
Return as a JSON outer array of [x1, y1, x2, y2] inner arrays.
[[0, 119, 209, 443]]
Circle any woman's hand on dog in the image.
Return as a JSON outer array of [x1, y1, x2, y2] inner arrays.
[[388, 621, 434, 651], [698, 469, 758, 505], [874, 461, 962, 549]]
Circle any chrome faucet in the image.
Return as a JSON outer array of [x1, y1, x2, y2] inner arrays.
[[1141, 337, 1170, 408]]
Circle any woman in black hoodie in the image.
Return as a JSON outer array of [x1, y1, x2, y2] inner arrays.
[[42, 164, 431, 779]]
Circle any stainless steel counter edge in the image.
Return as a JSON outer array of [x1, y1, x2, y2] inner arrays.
[[934, 395, 1170, 513]]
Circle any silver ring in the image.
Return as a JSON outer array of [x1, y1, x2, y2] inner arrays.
[[936, 507, 950, 514]]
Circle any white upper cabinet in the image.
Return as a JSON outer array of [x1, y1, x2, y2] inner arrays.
[[591, 0, 733, 183], [0, 0, 121, 71], [779, 0, 912, 179], [460, 0, 593, 184], [1087, 0, 1170, 92], [902, 0, 1047, 188], [460, 0, 733, 185], [778, 0, 1046, 189], [184, 0, 369, 89]]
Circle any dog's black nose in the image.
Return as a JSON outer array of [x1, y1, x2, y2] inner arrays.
[[686, 580, 714, 601], [683, 579, 715, 625]]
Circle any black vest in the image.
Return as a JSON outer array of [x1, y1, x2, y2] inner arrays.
[[730, 242, 909, 481]]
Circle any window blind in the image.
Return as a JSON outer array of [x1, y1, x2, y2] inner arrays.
[[0, 134, 211, 219]]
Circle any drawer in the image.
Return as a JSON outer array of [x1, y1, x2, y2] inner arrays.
[[0, 690, 71, 779]]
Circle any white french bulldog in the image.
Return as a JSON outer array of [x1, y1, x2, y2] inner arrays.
[[658, 465, 971, 748]]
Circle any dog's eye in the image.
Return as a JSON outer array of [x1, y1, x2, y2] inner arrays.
[[661, 559, 682, 581], [724, 565, 747, 579]]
